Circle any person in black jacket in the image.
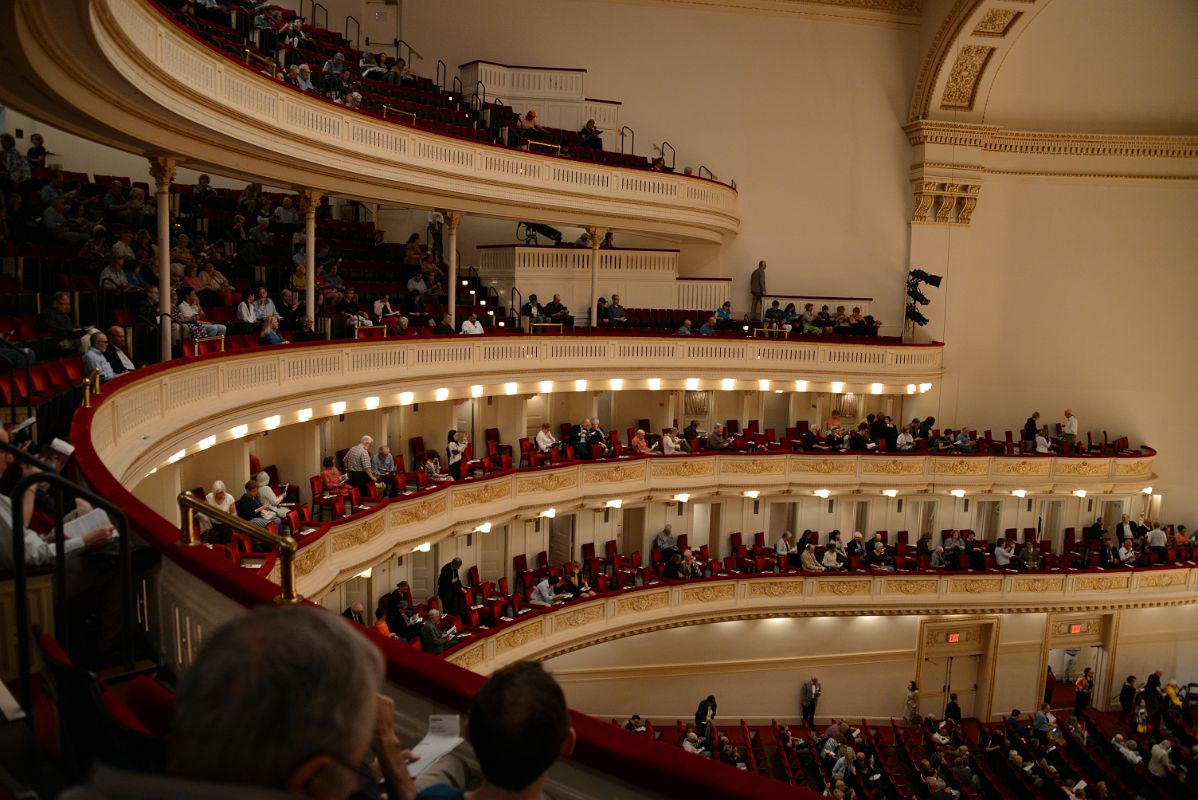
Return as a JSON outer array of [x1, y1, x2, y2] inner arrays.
[[437, 557, 463, 616], [1119, 675, 1138, 721], [342, 603, 366, 625], [944, 693, 962, 724], [694, 695, 717, 738]]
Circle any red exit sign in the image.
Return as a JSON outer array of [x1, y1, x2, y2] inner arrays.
[[947, 632, 960, 643], [1069, 624, 1083, 634]]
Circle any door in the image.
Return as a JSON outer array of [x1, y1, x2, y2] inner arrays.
[[409, 549, 434, 604], [621, 505, 646, 554], [548, 515, 574, 568], [976, 501, 1001, 539], [766, 501, 795, 539], [763, 391, 789, 434], [921, 655, 981, 719], [481, 524, 506, 582], [1101, 500, 1125, 532], [913, 500, 937, 537]]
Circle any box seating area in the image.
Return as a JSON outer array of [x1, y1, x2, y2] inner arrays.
[[154, 1, 671, 173]]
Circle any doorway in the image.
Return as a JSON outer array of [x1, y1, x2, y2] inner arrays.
[[549, 515, 575, 567], [921, 654, 981, 719], [621, 505, 646, 554], [1045, 645, 1104, 710], [481, 524, 507, 582], [409, 548, 434, 603], [763, 391, 790, 435]]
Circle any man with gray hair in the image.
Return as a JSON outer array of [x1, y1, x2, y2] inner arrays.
[[343, 435, 377, 493], [63, 605, 418, 799], [420, 608, 455, 655]]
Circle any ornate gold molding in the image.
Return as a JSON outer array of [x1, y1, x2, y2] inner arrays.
[[516, 471, 578, 494], [911, 181, 981, 225], [447, 643, 485, 669], [555, 604, 605, 629], [389, 494, 447, 526], [886, 579, 939, 595], [1114, 460, 1153, 477], [949, 577, 1002, 594], [617, 591, 670, 614], [972, 8, 1020, 37], [862, 458, 925, 476], [1073, 574, 1131, 592], [720, 459, 785, 476], [651, 460, 715, 479], [332, 515, 385, 552], [583, 463, 647, 484], [292, 538, 326, 578], [748, 581, 808, 599], [494, 621, 543, 653], [906, 121, 1198, 160], [683, 583, 737, 603], [816, 579, 872, 596], [934, 458, 988, 476], [992, 459, 1051, 476], [1013, 576, 1065, 593], [455, 481, 512, 507], [940, 45, 995, 110], [1136, 571, 1187, 590], [790, 457, 856, 475], [1055, 461, 1109, 478]]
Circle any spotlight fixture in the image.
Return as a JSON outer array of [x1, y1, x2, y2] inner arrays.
[[905, 268, 943, 330]]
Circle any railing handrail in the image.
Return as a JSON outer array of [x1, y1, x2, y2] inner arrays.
[[382, 104, 417, 124], [177, 492, 301, 605], [344, 15, 359, 51], [81, 368, 102, 408], [311, 2, 328, 31], [471, 80, 486, 112], [620, 125, 635, 155], [699, 165, 715, 180], [660, 141, 676, 171], [3, 439, 135, 717], [242, 48, 277, 79], [396, 38, 421, 67], [435, 58, 446, 91], [509, 285, 523, 319]]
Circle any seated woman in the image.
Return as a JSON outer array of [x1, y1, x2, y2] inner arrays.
[[578, 119, 604, 150], [422, 449, 453, 482], [563, 562, 596, 598], [336, 288, 371, 331], [260, 315, 285, 345], [179, 264, 204, 294], [254, 471, 289, 529], [781, 302, 799, 333], [661, 427, 685, 455], [714, 300, 737, 331], [320, 456, 350, 498], [821, 545, 844, 571], [631, 429, 656, 454]]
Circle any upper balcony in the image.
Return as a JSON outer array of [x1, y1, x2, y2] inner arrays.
[[0, 0, 739, 241]]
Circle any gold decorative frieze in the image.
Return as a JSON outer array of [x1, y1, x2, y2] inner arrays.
[[934, 458, 988, 476], [993, 460, 1050, 477], [332, 515, 385, 552], [940, 45, 994, 110], [1055, 461, 1109, 478], [1135, 571, 1187, 589], [1114, 460, 1152, 477], [790, 457, 857, 475], [906, 120, 1198, 160], [912, 181, 982, 226], [293, 539, 326, 578], [886, 579, 939, 595], [516, 471, 578, 495], [949, 577, 1002, 594], [1073, 574, 1130, 592], [555, 604, 605, 629], [390, 494, 447, 526], [683, 584, 736, 603], [651, 460, 715, 479], [816, 579, 872, 596], [583, 463, 647, 484], [862, 459, 925, 476], [721, 459, 785, 476], [748, 581, 807, 599], [1013, 576, 1065, 593], [494, 621, 543, 653], [617, 591, 670, 614], [455, 481, 511, 507], [972, 8, 1020, 36], [448, 643, 484, 670]]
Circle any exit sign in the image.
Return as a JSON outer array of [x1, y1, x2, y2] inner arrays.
[[1069, 624, 1083, 634], [947, 632, 960, 643]]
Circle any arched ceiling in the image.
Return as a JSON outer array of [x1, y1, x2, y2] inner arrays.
[[912, 0, 1198, 135]]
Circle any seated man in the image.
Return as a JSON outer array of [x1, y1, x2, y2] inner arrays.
[[543, 294, 573, 326], [1118, 537, 1138, 566], [529, 575, 568, 606], [434, 314, 455, 335], [416, 662, 575, 800], [175, 289, 228, 338], [521, 293, 547, 325], [37, 291, 98, 353], [372, 444, 399, 498], [654, 524, 679, 562], [674, 319, 693, 336], [81, 331, 117, 382], [698, 316, 717, 337], [799, 543, 824, 572], [459, 313, 485, 335], [705, 424, 735, 452], [421, 608, 455, 655], [64, 605, 418, 800], [607, 293, 629, 327], [954, 429, 974, 453], [993, 538, 1022, 570], [1098, 537, 1119, 568]]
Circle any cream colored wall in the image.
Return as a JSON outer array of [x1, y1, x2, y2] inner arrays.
[[402, 0, 921, 318], [1111, 605, 1198, 704], [904, 176, 1198, 522], [990, 612, 1045, 720]]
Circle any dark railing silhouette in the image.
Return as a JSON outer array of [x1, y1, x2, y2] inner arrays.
[[311, 2, 328, 31], [344, 15, 359, 50], [620, 125, 635, 155], [699, 165, 715, 180], [436, 59, 447, 90], [660, 141, 676, 171]]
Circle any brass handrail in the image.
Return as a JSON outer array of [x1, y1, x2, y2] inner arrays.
[[177, 493, 302, 605], [81, 368, 102, 408], [190, 334, 226, 355], [244, 49, 278, 79], [382, 104, 417, 123], [527, 140, 562, 154], [353, 324, 388, 339]]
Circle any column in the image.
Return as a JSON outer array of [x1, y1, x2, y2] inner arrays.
[[302, 189, 323, 330], [445, 211, 464, 329], [587, 226, 607, 327], [149, 157, 176, 362]]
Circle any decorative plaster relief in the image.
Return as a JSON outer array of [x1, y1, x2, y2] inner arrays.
[[555, 604, 605, 629], [583, 463, 647, 484], [455, 481, 512, 507], [972, 8, 1021, 36], [1055, 461, 1109, 478], [886, 579, 939, 595], [790, 458, 857, 475], [682, 584, 736, 603], [721, 459, 785, 476], [993, 460, 1051, 477], [494, 621, 543, 653], [940, 45, 995, 110], [293, 539, 326, 578], [1114, 460, 1153, 477], [389, 495, 447, 526], [617, 591, 670, 614], [816, 580, 873, 596], [862, 459, 925, 476], [516, 472, 578, 494], [651, 460, 715, 479], [1135, 571, 1187, 589], [332, 515, 385, 552], [448, 643, 485, 669], [1013, 576, 1065, 593], [934, 458, 988, 476], [1073, 575, 1130, 592], [949, 577, 1002, 594], [748, 581, 808, 599]]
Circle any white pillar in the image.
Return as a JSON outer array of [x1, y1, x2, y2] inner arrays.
[[587, 226, 606, 327], [446, 211, 463, 329], [150, 157, 176, 362], [303, 190, 323, 330]]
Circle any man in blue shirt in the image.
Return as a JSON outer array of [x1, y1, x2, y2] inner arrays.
[[81, 332, 116, 383]]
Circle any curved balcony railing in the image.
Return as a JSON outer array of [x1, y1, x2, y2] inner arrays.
[[0, 0, 739, 242]]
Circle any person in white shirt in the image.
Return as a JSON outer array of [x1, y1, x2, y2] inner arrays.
[[407, 273, 428, 295], [0, 427, 114, 570], [994, 538, 1019, 569], [206, 480, 236, 515], [272, 196, 300, 225], [254, 472, 288, 522], [535, 423, 558, 454], [775, 531, 796, 567], [252, 286, 278, 321], [1118, 538, 1138, 566], [1034, 428, 1052, 453], [529, 576, 566, 606], [661, 427, 683, 455], [895, 429, 915, 451], [459, 313, 485, 335], [1145, 524, 1168, 550], [236, 291, 257, 328], [1111, 734, 1142, 764], [682, 732, 705, 754], [821, 547, 843, 571], [1061, 409, 1078, 448]]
